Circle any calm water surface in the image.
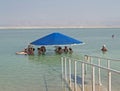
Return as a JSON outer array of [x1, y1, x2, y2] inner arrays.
[[0, 28, 120, 91]]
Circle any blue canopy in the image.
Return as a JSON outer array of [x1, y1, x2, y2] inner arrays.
[[30, 32, 83, 46]]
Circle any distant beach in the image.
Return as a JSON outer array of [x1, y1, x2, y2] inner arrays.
[[0, 25, 120, 29]]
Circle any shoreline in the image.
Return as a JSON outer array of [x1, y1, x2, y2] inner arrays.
[[0, 26, 120, 29]]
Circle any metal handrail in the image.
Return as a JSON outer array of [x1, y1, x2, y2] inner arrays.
[[84, 55, 120, 62], [78, 60, 120, 74], [61, 56, 120, 91]]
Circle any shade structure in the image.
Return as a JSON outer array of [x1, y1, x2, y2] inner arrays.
[[30, 32, 83, 46]]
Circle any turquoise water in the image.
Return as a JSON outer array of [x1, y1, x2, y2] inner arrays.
[[0, 28, 120, 91]]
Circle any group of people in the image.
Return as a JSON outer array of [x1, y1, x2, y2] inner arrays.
[[17, 44, 73, 55], [16, 44, 108, 55], [25, 45, 46, 55], [55, 46, 73, 54]]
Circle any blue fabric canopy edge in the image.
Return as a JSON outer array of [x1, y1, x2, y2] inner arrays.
[[30, 32, 83, 46]]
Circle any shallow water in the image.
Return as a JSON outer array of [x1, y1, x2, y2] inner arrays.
[[0, 28, 119, 91]]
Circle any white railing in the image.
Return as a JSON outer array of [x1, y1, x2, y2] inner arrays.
[[61, 56, 120, 91], [84, 55, 120, 69]]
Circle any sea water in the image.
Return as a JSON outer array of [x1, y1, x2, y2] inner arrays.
[[0, 28, 120, 91]]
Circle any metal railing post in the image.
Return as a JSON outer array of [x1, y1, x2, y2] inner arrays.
[[84, 55, 88, 75], [69, 59, 71, 87], [82, 63, 85, 91], [107, 60, 110, 68], [108, 71, 111, 91], [74, 61, 77, 91], [107, 59, 111, 91], [98, 58, 102, 85], [61, 57, 64, 79], [92, 66, 95, 91], [65, 57, 67, 81]]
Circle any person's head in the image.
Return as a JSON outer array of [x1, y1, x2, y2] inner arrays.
[[37, 48, 40, 50], [33, 48, 35, 51], [58, 47, 62, 50], [65, 46, 67, 48], [103, 44, 106, 48], [69, 48, 72, 50]]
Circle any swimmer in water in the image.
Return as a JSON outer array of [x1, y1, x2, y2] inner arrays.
[[101, 45, 107, 52]]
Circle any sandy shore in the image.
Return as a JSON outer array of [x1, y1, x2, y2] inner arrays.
[[0, 26, 120, 29]]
